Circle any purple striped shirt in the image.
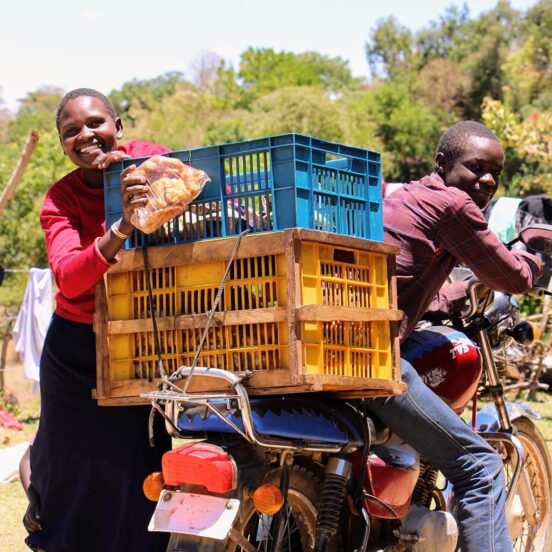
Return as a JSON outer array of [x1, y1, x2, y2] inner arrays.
[[384, 173, 542, 341]]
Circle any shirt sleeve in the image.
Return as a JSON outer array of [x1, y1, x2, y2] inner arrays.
[[40, 187, 114, 299], [437, 195, 542, 295], [425, 281, 470, 320]]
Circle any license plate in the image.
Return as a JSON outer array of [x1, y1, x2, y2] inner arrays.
[[149, 490, 240, 540]]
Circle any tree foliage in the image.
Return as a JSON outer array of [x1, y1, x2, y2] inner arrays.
[[0, 0, 550, 287]]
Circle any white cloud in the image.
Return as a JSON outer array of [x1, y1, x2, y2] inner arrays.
[[82, 8, 101, 20]]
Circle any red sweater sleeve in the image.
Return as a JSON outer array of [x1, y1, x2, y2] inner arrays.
[[41, 182, 112, 300], [41, 141, 171, 323]]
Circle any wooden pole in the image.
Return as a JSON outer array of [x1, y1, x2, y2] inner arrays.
[[0, 316, 15, 399], [0, 130, 40, 216]]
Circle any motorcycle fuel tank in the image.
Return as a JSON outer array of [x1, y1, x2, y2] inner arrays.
[[402, 326, 482, 414]]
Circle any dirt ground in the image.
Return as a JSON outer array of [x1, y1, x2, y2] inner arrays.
[[0, 341, 40, 552]]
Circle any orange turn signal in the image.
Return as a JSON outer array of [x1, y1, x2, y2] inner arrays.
[[143, 471, 164, 502], [529, 322, 540, 343], [252, 483, 284, 515]]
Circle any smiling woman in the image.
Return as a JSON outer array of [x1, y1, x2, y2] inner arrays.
[[24, 88, 172, 552]]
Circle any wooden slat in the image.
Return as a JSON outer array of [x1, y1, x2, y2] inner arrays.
[[93, 276, 110, 399], [107, 307, 288, 335], [107, 368, 294, 398], [326, 382, 406, 398], [286, 232, 303, 385], [295, 305, 403, 323], [110, 232, 288, 273], [298, 374, 402, 386], [290, 228, 400, 256]]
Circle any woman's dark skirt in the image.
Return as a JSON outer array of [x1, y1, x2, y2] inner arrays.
[[27, 314, 171, 552]]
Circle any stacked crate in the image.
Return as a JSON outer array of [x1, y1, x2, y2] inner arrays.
[[94, 135, 404, 405]]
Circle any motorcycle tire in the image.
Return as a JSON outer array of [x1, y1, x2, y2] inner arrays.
[[228, 465, 344, 552], [505, 417, 552, 552]]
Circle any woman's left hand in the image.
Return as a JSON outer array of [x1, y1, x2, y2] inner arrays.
[[97, 150, 131, 170]]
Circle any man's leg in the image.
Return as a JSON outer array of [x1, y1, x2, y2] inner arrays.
[[365, 359, 511, 552]]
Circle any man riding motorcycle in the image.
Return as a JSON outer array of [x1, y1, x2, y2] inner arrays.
[[366, 121, 543, 552]]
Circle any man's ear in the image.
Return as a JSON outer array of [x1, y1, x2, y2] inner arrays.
[[435, 151, 445, 175], [115, 118, 124, 140]]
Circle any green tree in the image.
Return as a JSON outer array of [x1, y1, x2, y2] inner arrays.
[[482, 98, 552, 195], [362, 83, 443, 181], [365, 17, 414, 81], [237, 48, 358, 104], [109, 72, 185, 125], [246, 86, 344, 141], [0, 89, 72, 271]]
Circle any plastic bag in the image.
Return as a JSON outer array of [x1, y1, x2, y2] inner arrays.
[[130, 155, 210, 234]]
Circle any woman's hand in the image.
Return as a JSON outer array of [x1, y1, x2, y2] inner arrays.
[[96, 150, 130, 170], [119, 164, 150, 234], [23, 485, 42, 533]]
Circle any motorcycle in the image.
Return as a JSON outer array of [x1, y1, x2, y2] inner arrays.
[[140, 224, 552, 552]]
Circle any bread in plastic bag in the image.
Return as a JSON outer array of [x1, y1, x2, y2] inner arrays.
[[130, 155, 210, 234]]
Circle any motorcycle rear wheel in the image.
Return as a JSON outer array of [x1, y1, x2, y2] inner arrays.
[[228, 465, 344, 552], [504, 418, 552, 552]]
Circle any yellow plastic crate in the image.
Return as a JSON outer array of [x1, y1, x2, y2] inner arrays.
[[94, 229, 404, 404]]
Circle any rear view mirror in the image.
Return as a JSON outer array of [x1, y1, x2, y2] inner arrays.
[[519, 224, 552, 256]]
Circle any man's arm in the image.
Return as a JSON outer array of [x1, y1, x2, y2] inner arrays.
[[438, 195, 542, 294]]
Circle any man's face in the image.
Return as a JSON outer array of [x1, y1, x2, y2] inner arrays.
[[58, 96, 122, 170], [438, 136, 504, 209]]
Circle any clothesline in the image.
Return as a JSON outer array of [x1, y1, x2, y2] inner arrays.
[[4, 268, 32, 273]]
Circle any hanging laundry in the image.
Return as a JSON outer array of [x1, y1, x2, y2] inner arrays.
[[13, 268, 53, 382], [486, 196, 522, 243]]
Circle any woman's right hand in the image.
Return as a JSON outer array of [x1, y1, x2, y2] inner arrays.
[[119, 164, 150, 235], [23, 485, 42, 533]]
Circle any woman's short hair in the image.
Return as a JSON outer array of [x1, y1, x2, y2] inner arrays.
[[56, 88, 117, 131]]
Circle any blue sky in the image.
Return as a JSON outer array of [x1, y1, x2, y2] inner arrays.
[[1, 0, 537, 112]]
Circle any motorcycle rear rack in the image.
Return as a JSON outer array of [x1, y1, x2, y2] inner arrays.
[[141, 366, 346, 453]]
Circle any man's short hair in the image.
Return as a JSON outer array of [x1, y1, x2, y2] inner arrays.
[[436, 121, 499, 164], [56, 88, 117, 131]]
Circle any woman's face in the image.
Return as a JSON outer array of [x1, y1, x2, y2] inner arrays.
[[58, 96, 122, 170]]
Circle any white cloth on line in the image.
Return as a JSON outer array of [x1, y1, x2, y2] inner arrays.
[[0, 441, 30, 483], [13, 268, 53, 382]]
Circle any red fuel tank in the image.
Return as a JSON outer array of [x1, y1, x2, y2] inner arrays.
[[402, 326, 482, 414]]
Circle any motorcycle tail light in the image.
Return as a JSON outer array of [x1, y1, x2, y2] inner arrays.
[[143, 471, 164, 502], [252, 483, 283, 515], [162, 443, 238, 493]]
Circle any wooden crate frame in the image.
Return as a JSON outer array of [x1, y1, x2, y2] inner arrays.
[[93, 229, 405, 405]]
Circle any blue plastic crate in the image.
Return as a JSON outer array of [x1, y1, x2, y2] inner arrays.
[[103, 133, 382, 249]]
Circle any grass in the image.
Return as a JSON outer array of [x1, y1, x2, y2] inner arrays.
[[1, 398, 40, 552], [1, 392, 551, 552]]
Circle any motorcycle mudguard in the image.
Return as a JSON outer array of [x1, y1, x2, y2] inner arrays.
[[475, 401, 541, 433], [176, 395, 364, 446]]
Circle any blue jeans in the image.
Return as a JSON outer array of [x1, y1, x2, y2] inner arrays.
[[365, 359, 511, 552]]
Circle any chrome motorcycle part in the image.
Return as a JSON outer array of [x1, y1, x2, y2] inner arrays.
[[142, 367, 346, 453], [394, 505, 458, 552], [503, 418, 552, 552]]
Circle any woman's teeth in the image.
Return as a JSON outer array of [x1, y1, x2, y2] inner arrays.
[[80, 144, 100, 154]]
